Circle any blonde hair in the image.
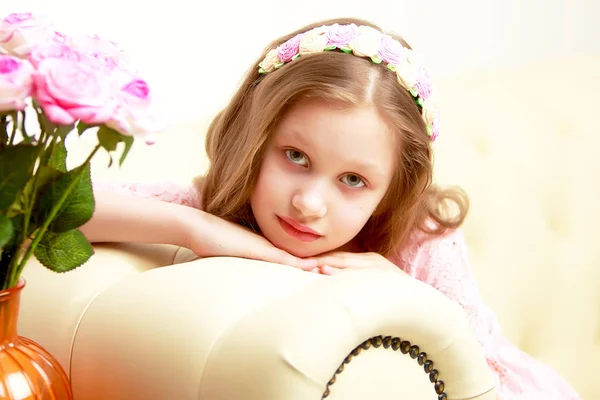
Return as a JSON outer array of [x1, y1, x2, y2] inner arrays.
[[198, 17, 468, 256]]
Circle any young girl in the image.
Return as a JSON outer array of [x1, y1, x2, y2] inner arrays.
[[85, 17, 581, 399]]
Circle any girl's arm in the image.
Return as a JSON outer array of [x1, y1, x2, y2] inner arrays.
[[79, 190, 199, 247], [80, 186, 317, 270]]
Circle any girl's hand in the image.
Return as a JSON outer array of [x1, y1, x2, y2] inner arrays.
[[83, 191, 317, 270], [184, 209, 318, 271], [306, 251, 403, 276]]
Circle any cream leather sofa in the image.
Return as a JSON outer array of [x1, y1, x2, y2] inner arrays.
[[20, 249, 494, 400], [17, 54, 597, 399]]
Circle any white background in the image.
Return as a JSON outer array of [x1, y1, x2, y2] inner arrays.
[[2, 0, 598, 124]]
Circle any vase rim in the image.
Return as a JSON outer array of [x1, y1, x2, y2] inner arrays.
[[0, 278, 26, 297]]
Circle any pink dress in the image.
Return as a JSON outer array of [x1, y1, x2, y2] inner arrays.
[[97, 180, 582, 400]]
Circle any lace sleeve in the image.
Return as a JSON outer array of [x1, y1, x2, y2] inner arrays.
[[401, 230, 582, 399], [92, 180, 202, 209]]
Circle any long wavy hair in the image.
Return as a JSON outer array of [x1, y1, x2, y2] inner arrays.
[[196, 17, 469, 256]]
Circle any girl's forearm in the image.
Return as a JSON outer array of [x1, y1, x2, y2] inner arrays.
[[80, 190, 198, 247]]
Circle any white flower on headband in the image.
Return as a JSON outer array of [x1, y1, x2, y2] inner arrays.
[[422, 99, 438, 127], [258, 49, 280, 73], [395, 59, 420, 91], [257, 23, 441, 141], [299, 27, 328, 55], [349, 26, 382, 61]]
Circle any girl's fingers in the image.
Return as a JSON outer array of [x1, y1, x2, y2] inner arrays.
[[320, 265, 342, 275], [267, 248, 318, 270], [312, 255, 362, 270]]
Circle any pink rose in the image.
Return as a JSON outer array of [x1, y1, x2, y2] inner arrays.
[[33, 57, 118, 125], [415, 66, 432, 100], [326, 23, 358, 47], [0, 55, 34, 112], [277, 33, 303, 62], [378, 35, 405, 65], [28, 43, 82, 67], [106, 77, 161, 137], [65, 33, 126, 70], [0, 13, 56, 57]]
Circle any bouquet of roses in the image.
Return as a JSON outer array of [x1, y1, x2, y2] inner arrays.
[[0, 12, 160, 290]]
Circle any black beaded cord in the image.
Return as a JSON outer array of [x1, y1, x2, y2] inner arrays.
[[322, 335, 447, 400]]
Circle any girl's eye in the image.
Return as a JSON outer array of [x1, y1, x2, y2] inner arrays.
[[341, 174, 365, 188], [285, 149, 308, 166]]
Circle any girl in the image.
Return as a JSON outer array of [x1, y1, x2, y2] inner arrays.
[[85, 17, 581, 399]]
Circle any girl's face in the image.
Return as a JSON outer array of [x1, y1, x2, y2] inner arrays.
[[250, 98, 396, 258]]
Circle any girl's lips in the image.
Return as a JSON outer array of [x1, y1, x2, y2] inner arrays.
[[278, 216, 322, 242], [279, 216, 322, 235]]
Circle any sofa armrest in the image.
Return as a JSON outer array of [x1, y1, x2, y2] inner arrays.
[[20, 247, 495, 400], [18, 242, 180, 372]]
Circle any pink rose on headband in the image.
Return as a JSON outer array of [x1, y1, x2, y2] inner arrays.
[[326, 23, 358, 47], [415, 66, 432, 100], [106, 77, 162, 137], [33, 57, 118, 125], [349, 26, 382, 58], [0, 55, 34, 111], [299, 28, 328, 55], [378, 35, 405, 65], [278, 33, 303, 62]]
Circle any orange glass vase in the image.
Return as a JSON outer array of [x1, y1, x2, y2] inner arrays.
[[0, 279, 72, 400]]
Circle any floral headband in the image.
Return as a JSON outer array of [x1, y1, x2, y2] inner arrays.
[[258, 24, 440, 141]]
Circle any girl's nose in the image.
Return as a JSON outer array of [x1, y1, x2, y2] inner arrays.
[[292, 186, 327, 218]]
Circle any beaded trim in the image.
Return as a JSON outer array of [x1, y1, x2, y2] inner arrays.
[[257, 24, 440, 141], [322, 335, 447, 400]]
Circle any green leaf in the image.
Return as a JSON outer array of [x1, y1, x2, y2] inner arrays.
[[370, 55, 382, 64], [6, 214, 32, 249], [53, 123, 75, 138], [34, 107, 56, 135], [97, 125, 135, 167], [0, 215, 13, 249], [0, 144, 39, 210], [16, 165, 62, 221], [77, 121, 96, 136], [1, 115, 8, 145], [97, 125, 121, 152], [48, 140, 67, 172], [119, 135, 134, 166], [34, 229, 94, 273], [38, 163, 94, 232]]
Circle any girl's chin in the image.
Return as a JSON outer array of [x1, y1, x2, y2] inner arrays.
[[271, 238, 356, 259], [267, 237, 326, 258], [280, 244, 324, 259]]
